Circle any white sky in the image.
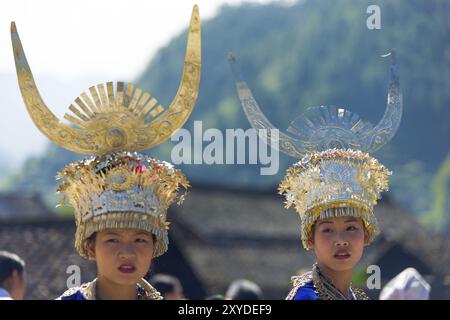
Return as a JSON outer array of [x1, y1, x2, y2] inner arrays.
[[0, 0, 286, 167], [0, 0, 280, 80]]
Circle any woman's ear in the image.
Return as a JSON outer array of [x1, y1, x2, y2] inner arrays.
[[306, 237, 314, 249], [307, 225, 315, 249], [363, 228, 370, 246], [152, 235, 157, 258], [86, 239, 96, 260]]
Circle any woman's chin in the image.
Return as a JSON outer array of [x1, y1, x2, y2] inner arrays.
[[328, 259, 357, 272], [113, 273, 142, 285]]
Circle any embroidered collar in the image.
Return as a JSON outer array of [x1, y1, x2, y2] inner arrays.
[[61, 278, 163, 300], [289, 263, 369, 300]]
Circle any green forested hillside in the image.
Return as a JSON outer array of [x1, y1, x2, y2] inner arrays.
[[4, 0, 450, 230]]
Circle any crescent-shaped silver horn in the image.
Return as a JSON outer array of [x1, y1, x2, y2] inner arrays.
[[11, 4, 202, 155], [362, 51, 402, 153], [11, 22, 88, 152], [228, 53, 309, 158], [139, 4, 201, 150]]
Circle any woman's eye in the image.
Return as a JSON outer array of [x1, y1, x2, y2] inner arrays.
[[135, 238, 148, 243], [106, 239, 119, 243], [347, 226, 357, 231], [322, 228, 332, 233]]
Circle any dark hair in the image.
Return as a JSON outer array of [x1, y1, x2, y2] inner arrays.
[[225, 279, 263, 300], [149, 274, 181, 295], [0, 251, 25, 286]]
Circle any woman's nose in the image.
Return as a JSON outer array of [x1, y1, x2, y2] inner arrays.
[[334, 234, 349, 246], [118, 245, 137, 259]]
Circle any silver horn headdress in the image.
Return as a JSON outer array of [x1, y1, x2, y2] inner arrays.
[[229, 52, 402, 249], [12, 5, 201, 258]]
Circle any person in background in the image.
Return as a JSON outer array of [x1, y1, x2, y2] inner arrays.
[[0, 251, 26, 300], [149, 274, 184, 300], [379, 267, 431, 300], [225, 279, 263, 300]]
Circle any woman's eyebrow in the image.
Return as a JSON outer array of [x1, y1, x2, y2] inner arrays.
[[344, 218, 358, 223], [104, 232, 121, 236], [318, 220, 333, 225], [134, 232, 151, 237]]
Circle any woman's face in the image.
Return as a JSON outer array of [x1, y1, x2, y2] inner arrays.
[[86, 228, 155, 286], [311, 216, 367, 272]]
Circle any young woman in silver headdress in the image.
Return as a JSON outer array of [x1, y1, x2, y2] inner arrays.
[[229, 50, 402, 300], [11, 5, 201, 300]]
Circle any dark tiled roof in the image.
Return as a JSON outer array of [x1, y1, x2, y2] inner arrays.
[[0, 193, 53, 220], [174, 240, 315, 299], [0, 219, 96, 300], [173, 186, 299, 241], [372, 202, 450, 277]]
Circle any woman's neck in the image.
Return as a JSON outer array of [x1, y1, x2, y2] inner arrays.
[[96, 275, 138, 300], [316, 262, 353, 299]]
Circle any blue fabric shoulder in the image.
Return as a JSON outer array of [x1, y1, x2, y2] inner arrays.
[[60, 290, 85, 300], [57, 287, 86, 300], [292, 281, 319, 300]]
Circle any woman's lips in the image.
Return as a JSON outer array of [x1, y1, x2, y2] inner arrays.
[[334, 250, 351, 260], [118, 264, 136, 274]]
